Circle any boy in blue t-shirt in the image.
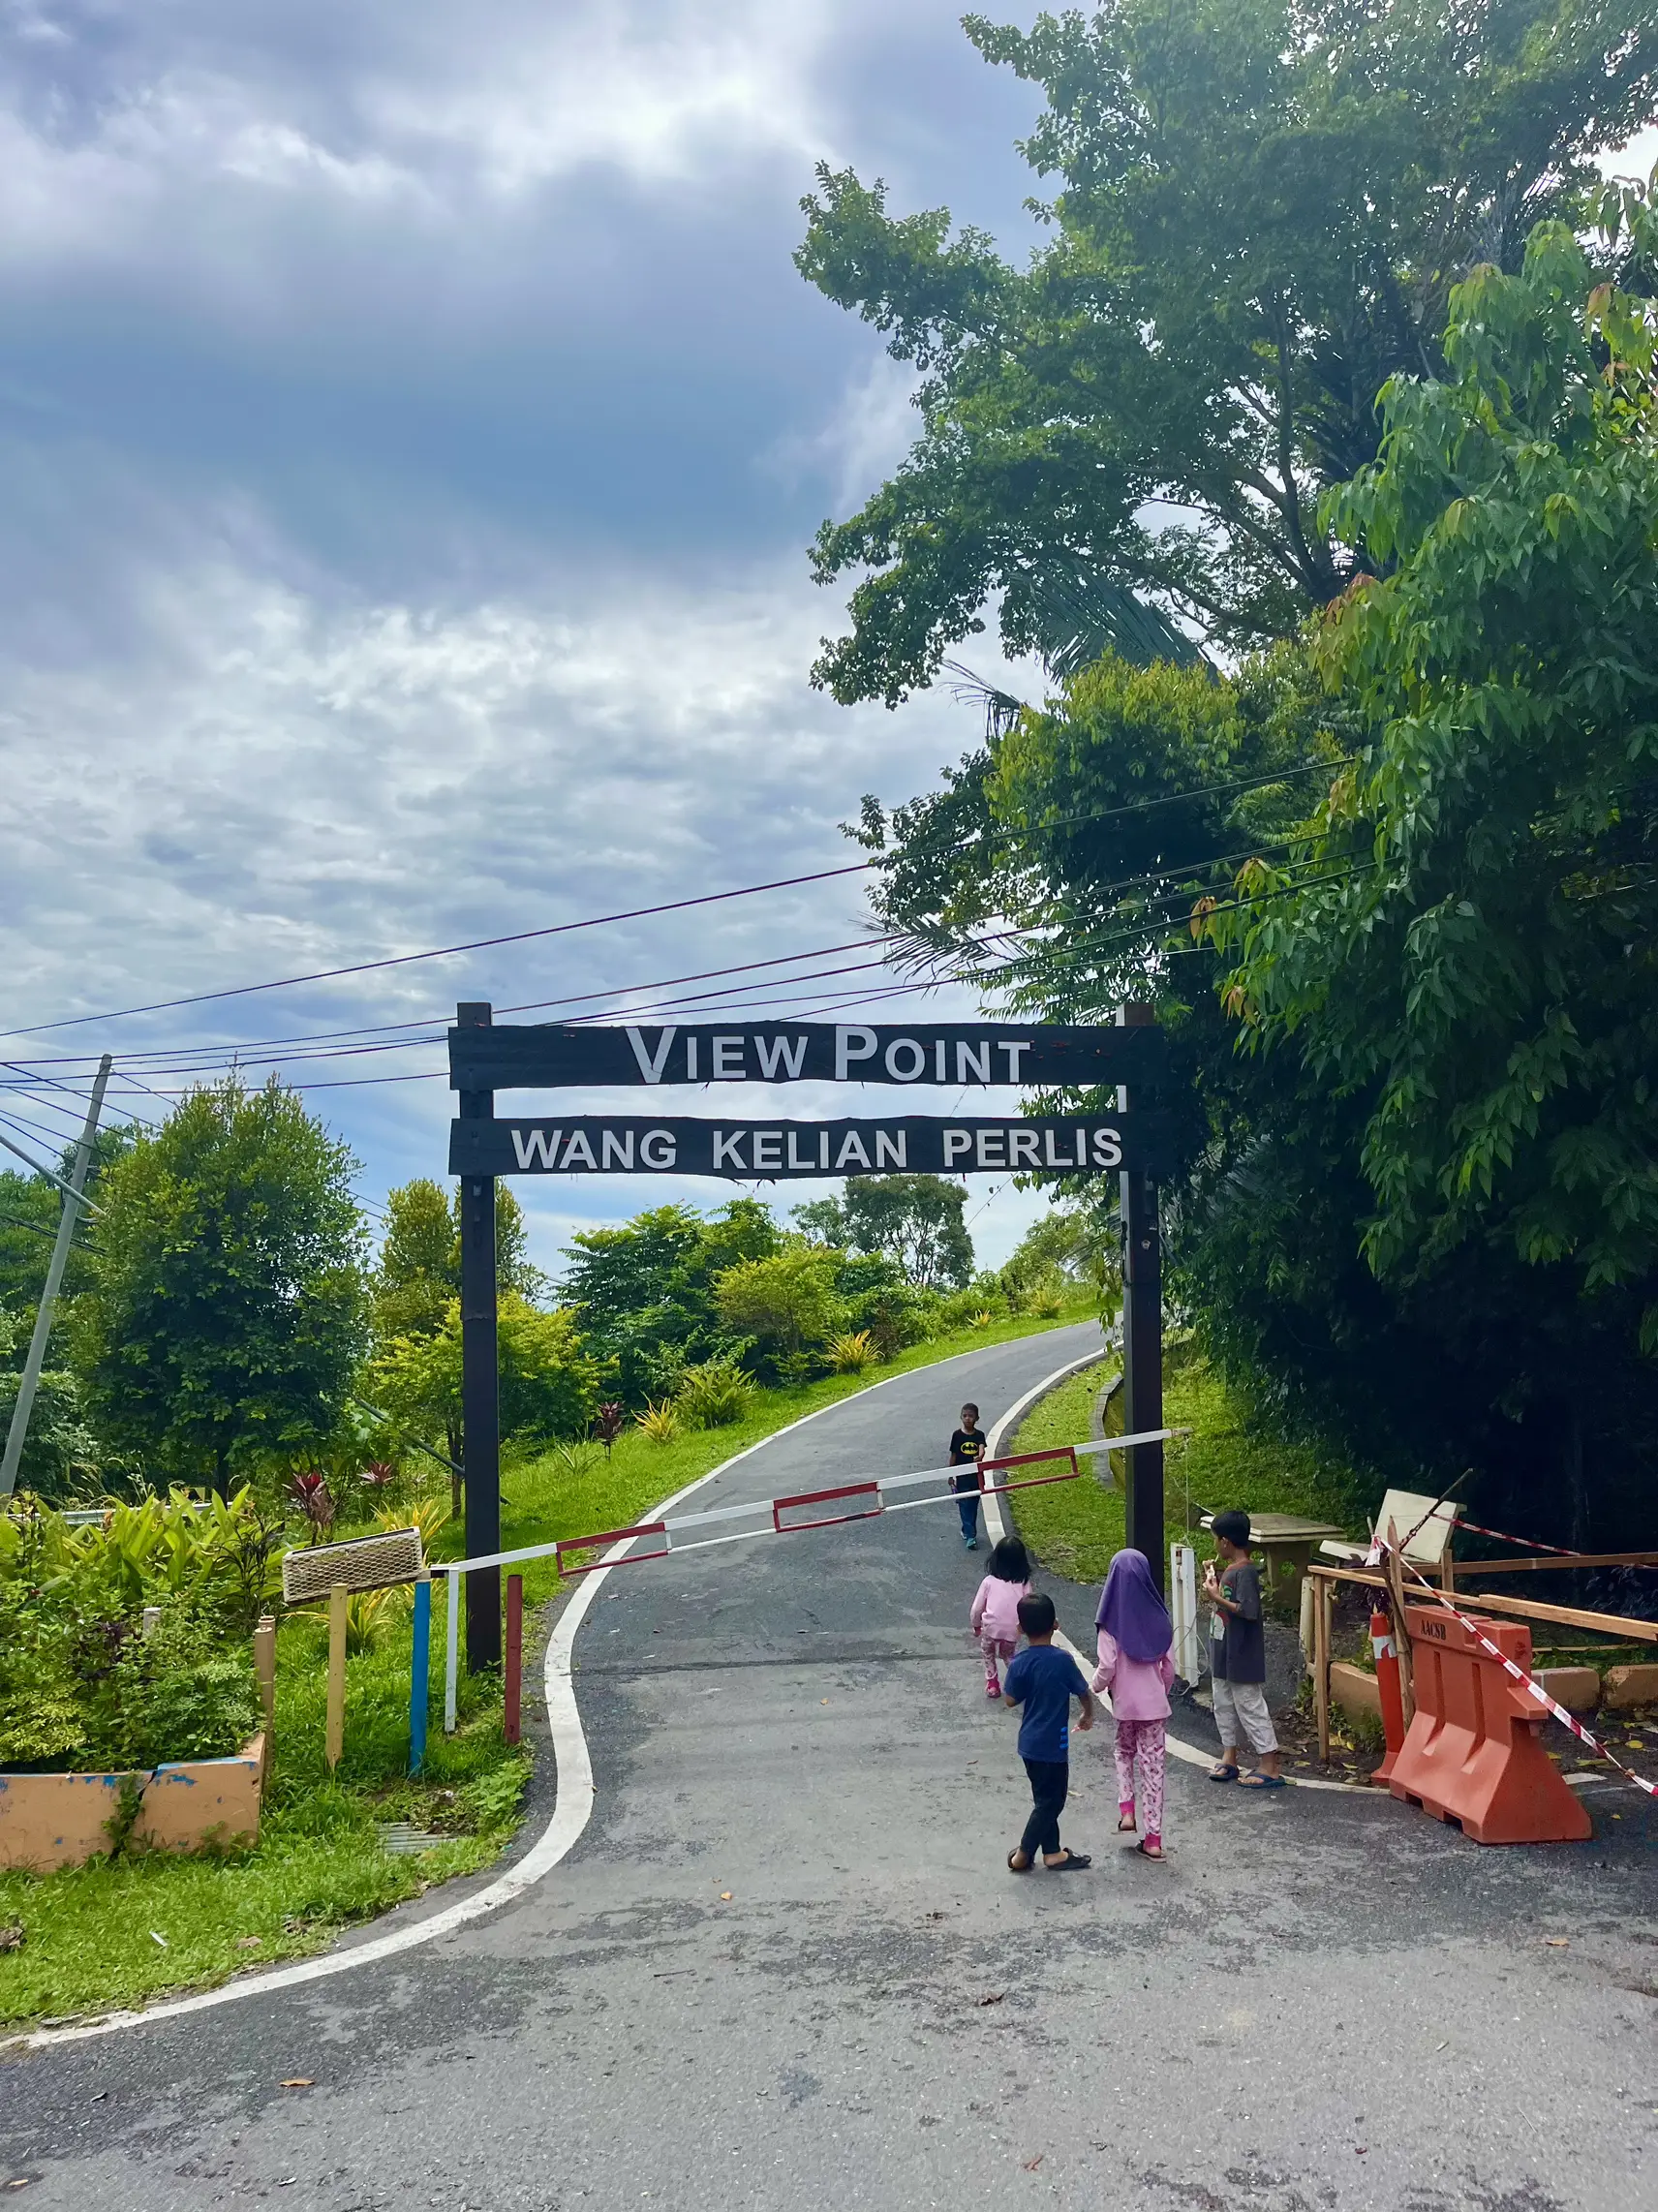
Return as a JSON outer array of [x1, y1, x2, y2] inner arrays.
[[1001, 1592, 1094, 1872]]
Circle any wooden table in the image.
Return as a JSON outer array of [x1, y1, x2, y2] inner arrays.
[[1201, 1511, 1347, 1616]]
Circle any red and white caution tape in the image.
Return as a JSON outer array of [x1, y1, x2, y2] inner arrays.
[[1381, 1544, 1658, 1801], [1452, 1518, 1576, 1556]]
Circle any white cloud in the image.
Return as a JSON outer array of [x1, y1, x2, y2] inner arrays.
[[0, 529, 1045, 1267], [0, 0, 844, 279]]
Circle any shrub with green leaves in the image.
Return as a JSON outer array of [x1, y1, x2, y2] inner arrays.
[[674, 1358, 756, 1430]]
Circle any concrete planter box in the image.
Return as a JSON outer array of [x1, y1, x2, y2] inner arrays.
[[1330, 1661, 1381, 1721], [0, 1735, 265, 1873]]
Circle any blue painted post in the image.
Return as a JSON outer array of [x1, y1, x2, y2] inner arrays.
[[409, 1573, 431, 1775]]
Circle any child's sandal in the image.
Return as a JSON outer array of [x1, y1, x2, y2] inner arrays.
[[1117, 1814, 1137, 1832], [1132, 1838, 1165, 1860]]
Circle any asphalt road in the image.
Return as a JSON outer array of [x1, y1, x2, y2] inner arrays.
[[4, 1321, 1656, 2211]]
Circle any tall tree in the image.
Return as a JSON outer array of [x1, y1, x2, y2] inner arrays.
[[371, 1178, 542, 1346], [72, 1080, 367, 1492], [811, 1175, 977, 1291], [558, 1200, 782, 1401], [1194, 188, 1658, 1541], [796, 0, 1654, 700]]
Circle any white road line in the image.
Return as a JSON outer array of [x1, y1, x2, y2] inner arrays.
[[980, 1352, 1371, 1797], [8, 1329, 1102, 2054]]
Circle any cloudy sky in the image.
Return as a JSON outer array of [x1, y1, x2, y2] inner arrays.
[[0, 5, 1652, 1282]]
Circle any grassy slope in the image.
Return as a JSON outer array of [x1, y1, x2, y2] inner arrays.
[[0, 1304, 1092, 2028], [1005, 1340, 1364, 1588]]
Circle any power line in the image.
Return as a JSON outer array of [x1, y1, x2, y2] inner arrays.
[[0, 861, 877, 1044], [0, 762, 1356, 1055]]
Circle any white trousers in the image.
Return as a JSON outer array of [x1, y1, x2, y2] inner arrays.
[[1212, 1676, 1277, 1756]]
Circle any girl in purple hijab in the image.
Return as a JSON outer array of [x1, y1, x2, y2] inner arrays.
[[1092, 1549, 1176, 1860]]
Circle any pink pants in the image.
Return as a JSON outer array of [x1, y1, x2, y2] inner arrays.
[[1114, 1717, 1166, 1842], [981, 1634, 1016, 1689]]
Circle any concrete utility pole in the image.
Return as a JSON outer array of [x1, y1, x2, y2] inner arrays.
[[0, 1055, 112, 1499]]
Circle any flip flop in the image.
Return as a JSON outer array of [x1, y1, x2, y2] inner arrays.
[[1207, 1765, 1240, 1783], [1044, 1850, 1091, 1871], [1117, 1815, 1138, 1832], [1238, 1772, 1287, 1790], [1007, 1849, 1032, 1873], [1132, 1839, 1165, 1860]]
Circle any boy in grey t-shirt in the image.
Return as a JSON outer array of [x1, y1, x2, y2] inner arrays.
[[1202, 1511, 1283, 1789]]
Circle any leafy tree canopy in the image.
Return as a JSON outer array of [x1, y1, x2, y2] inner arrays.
[[713, 1246, 844, 1359], [369, 1295, 602, 1450], [796, 0, 1654, 701], [371, 1178, 541, 1346], [794, 1174, 976, 1290], [853, 182, 1658, 1544], [557, 1200, 782, 1400], [1204, 188, 1658, 1321], [71, 1079, 368, 1491]]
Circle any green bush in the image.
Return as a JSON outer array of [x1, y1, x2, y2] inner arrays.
[[95, 1612, 262, 1767], [0, 1495, 271, 1772], [674, 1357, 757, 1429]]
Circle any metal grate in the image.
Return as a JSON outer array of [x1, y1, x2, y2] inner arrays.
[[377, 1821, 444, 1857], [281, 1526, 424, 1604]]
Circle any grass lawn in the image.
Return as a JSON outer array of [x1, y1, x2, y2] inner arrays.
[[1005, 1337, 1366, 1588], [0, 1302, 1093, 2030]]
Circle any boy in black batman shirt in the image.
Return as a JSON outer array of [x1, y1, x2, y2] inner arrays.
[[949, 1401, 988, 1551]]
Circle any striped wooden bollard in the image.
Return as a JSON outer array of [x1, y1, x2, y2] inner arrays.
[[409, 1574, 431, 1775], [505, 1574, 524, 1746]]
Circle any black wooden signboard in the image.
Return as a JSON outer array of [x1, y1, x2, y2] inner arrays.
[[448, 1018, 1165, 1092], [446, 997, 1169, 1674], [450, 1114, 1166, 1181]]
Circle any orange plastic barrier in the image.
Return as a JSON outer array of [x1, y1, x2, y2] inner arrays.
[[1389, 1606, 1590, 1844]]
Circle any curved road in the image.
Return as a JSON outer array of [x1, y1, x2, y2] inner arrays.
[[4, 1322, 1656, 2210]]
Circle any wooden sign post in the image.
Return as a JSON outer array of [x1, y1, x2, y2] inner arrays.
[[456, 1001, 502, 1674]]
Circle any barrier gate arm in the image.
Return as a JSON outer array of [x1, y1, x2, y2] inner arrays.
[[433, 1426, 1182, 1730]]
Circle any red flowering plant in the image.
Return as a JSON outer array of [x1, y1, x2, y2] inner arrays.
[[288, 1468, 336, 1547], [593, 1402, 626, 1459]]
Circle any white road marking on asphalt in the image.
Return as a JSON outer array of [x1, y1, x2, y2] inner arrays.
[[8, 1332, 1102, 2052]]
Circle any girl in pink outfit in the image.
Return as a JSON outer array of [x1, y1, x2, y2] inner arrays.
[[1092, 1548, 1176, 1859], [969, 1536, 1032, 1699]]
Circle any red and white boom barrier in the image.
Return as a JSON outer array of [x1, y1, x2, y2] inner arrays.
[[435, 1429, 1174, 1730]]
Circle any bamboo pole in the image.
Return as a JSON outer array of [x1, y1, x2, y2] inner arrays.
[[325, 1582, 348, 1771], [253, 1613, 276, 1739], [1446, 1551, 1658, 1577], [1305, 1565, 1658, 1644], [1313, 1573, 1332, 1762]]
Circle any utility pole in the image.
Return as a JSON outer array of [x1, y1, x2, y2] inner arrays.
[[1117, 1005, 1164, 1589], [1, 1055, 112, 1500], [456, 1002, 501, 1671]]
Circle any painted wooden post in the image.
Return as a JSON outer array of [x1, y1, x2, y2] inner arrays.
[[409, 1574, 431, 1775], [444, 1567, 461, 1735], [504, 1574, 524, 1745], [325, 1582, 348, 1770], [253, 1613, 277, 1739]]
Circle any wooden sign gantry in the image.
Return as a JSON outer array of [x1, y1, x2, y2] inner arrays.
[[448, 1005, 1169, 1669]]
